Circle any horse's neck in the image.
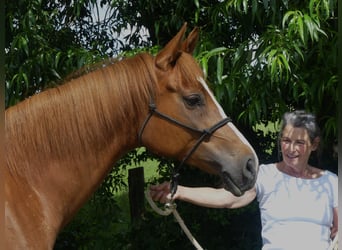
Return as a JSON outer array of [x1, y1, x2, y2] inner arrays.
[[6, 63, 149, 232], [48, 81, 143, 226]]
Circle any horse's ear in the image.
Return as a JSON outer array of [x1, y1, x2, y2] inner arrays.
[[155, 23, 188, 71], [181, 27, 199, 54]]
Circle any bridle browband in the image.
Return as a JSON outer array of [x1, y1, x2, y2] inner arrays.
[[138, 102, 231, 198]]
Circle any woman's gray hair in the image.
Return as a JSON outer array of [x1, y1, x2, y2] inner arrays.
[[280, 110, 321, 143]]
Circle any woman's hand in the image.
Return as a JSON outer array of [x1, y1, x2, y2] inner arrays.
[[330, 207, 338, 239], [149, 181, 173, 203]]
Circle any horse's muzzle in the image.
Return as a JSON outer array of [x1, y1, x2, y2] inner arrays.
[[221, 158, 257, 197]]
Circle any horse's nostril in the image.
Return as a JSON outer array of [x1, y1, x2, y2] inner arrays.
[[244, 159, 256, 180]]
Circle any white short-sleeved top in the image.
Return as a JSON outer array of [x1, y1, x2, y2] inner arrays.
[[256, 163, 338, 250]]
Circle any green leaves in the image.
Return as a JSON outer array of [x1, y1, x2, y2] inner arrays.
[[5, 0, 115, 107], [282, 10, 326, 44], [197, 47, 230, 80], [190, 0, 337, 147], [309, 0, 336, 20], [263, 47, 290, 83]]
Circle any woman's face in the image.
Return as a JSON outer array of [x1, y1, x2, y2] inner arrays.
[[280, 124, 319, 169]]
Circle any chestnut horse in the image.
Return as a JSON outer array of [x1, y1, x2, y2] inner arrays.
[[5, 24, 258, 249]]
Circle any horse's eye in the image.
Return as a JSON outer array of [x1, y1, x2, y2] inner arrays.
[[183, 94, 203, 108]]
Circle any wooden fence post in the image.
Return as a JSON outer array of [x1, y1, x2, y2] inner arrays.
[[128, 167, 145, 223]]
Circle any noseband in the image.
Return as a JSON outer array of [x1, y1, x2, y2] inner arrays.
[[138, 102, 231, 198]]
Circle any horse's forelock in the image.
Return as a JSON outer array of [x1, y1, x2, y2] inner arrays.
[[174, 53, 205, 89]]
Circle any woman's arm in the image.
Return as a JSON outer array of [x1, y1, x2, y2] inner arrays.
[[149, 181, 256, 209]]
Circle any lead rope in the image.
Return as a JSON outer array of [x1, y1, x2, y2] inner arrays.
[[145, 186, 204, 250]]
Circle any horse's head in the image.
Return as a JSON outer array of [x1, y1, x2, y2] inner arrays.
[[140, 23, 258, 196]]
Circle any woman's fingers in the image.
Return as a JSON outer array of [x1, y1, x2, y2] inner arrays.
[[150, 181, 170, 192], [149, 182, 171, 203]]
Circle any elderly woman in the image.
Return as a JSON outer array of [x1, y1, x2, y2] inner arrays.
[[150, 110, 338, 250]]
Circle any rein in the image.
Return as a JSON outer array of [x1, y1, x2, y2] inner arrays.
[[139, 102, 231, 198]]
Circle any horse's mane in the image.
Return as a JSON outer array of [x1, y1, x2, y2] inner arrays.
[[6, 53, 156, 178], [60, 57, 121, 85]]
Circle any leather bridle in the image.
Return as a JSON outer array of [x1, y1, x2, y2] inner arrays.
[[138, 101, 231, 198]]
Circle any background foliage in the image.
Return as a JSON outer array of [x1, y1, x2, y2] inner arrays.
[[5, 0, 337, 249]]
